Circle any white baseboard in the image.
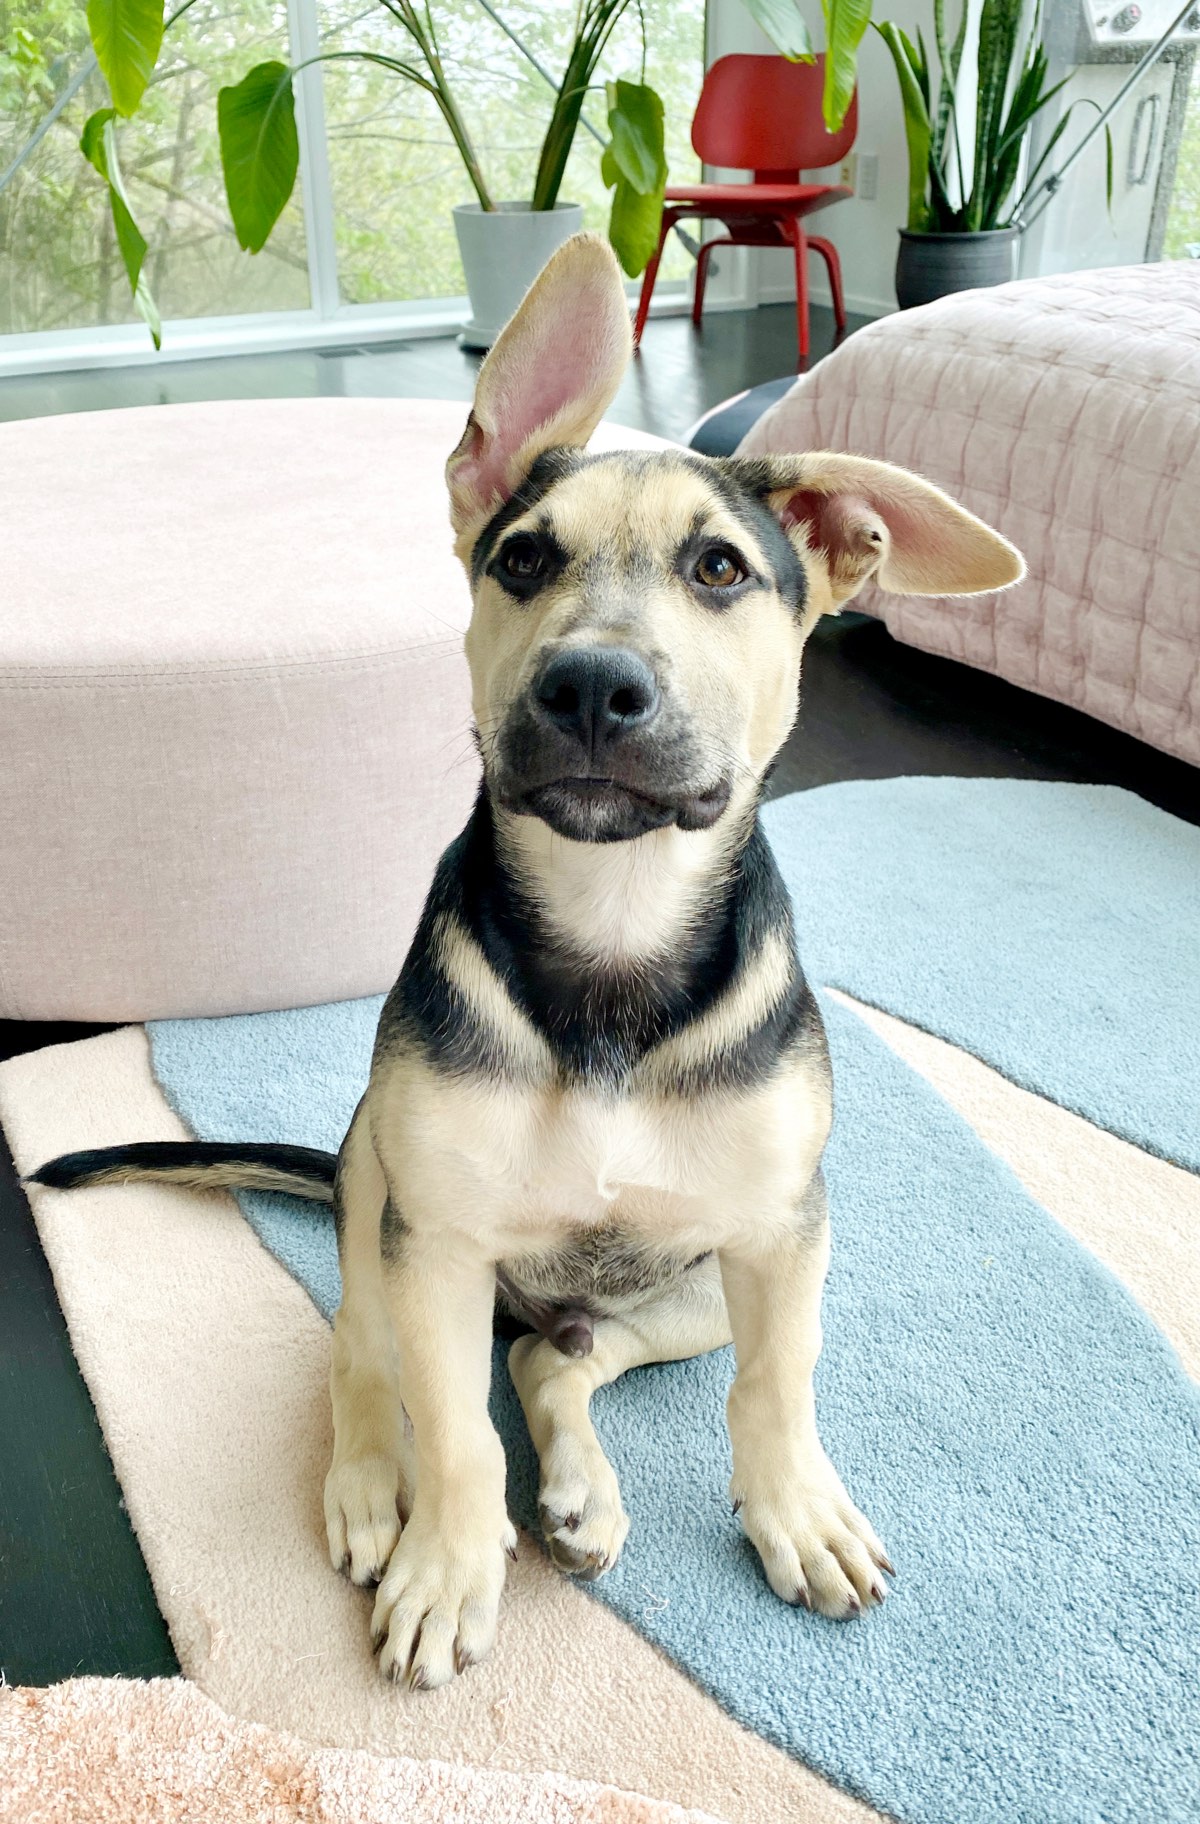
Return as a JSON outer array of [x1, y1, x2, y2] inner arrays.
[[756, 277, 897, 320]]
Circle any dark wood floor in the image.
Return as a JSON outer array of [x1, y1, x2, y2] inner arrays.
[[2, 299, 1197, 1687], [0, 300, 866, 445]]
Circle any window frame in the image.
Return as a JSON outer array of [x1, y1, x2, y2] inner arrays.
[[0, 0, 696, 379]]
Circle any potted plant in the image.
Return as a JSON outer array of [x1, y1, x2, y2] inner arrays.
[[875, 0, 1104, 309], [74, 0, 669, 348]]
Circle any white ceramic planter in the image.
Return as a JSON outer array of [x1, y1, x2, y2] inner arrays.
[[453, 201, 585, 350]]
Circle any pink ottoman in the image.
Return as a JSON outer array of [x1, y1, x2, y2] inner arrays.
[[0, 398, 667, 1021]]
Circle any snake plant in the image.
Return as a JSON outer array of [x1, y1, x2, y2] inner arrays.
[[876, 0, 1110, 233]]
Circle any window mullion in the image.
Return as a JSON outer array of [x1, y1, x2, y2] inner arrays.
[[287, 0, 341, 321]]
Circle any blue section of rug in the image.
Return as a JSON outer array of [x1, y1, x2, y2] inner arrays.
[[762, 778, 1200, 1172], [147, 989, 1200, 1824]]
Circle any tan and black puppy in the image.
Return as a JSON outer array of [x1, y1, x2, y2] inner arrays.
[[33, 234, 1023, 1691]]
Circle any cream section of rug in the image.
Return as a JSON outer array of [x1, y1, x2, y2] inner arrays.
[[0, 1029, 878, 1824], [0, 1676, 722, 1824], [830, 993, 1200, 1378]]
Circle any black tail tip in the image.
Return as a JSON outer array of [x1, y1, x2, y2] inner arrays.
[[26, 1150, 100, 1190]]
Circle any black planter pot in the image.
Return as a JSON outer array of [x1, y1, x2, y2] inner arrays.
[[895, 227, 1020, 310]]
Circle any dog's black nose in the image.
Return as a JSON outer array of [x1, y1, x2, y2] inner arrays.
[[534, 647, 660, 748]]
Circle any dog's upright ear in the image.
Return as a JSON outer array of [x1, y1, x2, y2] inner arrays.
[[446, 232, 632, 540], [732, 452, 1024, 616]]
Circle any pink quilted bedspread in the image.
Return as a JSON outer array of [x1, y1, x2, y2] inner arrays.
[[738, 263, 1200, 766]]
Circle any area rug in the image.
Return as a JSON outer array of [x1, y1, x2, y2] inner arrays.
[[7, 1016, 1200, 1824], [138, 980, 1200, 1824], [2, 1026, 878, 1824], [0, 1677, 720, 1824], [7, 775, 1199, 1824], [762, 778, 1200, 1170]]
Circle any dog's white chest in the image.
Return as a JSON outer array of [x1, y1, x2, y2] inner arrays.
[[530, 1092, 677, 1207], [387, 1058, 823, 1256], [435, 1081, 685, 1214]]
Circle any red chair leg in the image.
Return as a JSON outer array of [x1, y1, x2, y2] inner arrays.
[[784, 219, 810, 364], [809, 235, 846, 332], [633, 213, 676, 348], [692, 234, 734, 326], [693, 238, 716, 326]]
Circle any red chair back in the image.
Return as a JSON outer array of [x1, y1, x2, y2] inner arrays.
[[690, 53, 857, 177]]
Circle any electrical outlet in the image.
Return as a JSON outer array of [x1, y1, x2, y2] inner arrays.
[[857, 152, 879, 201], [839, 153, 858, 190]]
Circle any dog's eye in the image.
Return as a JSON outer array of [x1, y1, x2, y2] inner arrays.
[[499, 536, 545, 582], [694, 546, 746, 589]]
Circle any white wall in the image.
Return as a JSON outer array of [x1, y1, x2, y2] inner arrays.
[[706, 0, 934, 317]]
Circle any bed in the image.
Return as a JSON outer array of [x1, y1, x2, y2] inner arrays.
[[737, 262, 1200, 767]]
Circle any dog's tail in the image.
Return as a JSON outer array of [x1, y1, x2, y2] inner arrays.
[[27, 1141, 337, 1203]]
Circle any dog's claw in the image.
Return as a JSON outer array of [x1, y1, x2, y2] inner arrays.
[[795, 1585, 812, 1610], [878, 1554, 896, 1577], [870, 1580, 887, 1603], [731, 1496, 743, 1516]]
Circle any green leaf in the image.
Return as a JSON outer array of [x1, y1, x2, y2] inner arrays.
[[822, 0, 873, 132], [607, 175, 665, 278], [601, 92, 667, 278], [86, 0, 163, 117], [79, 106, 161, 348], [218, 61, 299, 255], [970, 0, 1024, 227], [874, 22, 932, 231], [740, 0, 814, 61], [606, 79, 667, 195]]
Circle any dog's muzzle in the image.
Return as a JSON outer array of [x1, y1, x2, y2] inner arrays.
[[495, 645, 731, 843]]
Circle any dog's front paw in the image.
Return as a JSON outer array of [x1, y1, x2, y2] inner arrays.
[[371, 1506, 517, 1689], [732, 1451, 892, 1619], [324, 1453, 404, 1587]]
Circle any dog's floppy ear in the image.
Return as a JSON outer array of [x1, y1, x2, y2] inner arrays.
[[446, 232, 632, 538], [733, 453, 1024, 612]]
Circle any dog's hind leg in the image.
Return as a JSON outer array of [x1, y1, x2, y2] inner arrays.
[[323, 1098, 415, 1587], [509, 1264, 731, 1580]]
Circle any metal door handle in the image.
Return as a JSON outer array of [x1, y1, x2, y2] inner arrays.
[[1127, 92, 1161, 186]]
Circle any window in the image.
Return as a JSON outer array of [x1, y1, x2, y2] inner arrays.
[[0, 0, 705, 352], [1, 2, 310, 335], [1164, 69, 1200, 258]]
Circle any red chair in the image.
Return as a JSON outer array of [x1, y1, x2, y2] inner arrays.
[[634, 54, 857, 365]]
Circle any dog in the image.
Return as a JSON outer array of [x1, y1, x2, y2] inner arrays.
[[32, 233, 1023, 1691]]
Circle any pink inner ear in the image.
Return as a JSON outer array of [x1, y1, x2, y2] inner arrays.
[[779, 488, 889, 569], [460, 273, 626, 514]]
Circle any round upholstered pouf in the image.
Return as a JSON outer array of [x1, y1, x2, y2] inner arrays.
[[0, 398, 666, 1021]]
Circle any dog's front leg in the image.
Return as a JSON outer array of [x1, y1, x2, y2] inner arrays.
[[371, 1226, 515, 1688], [720, 1175, 892, 1618]]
